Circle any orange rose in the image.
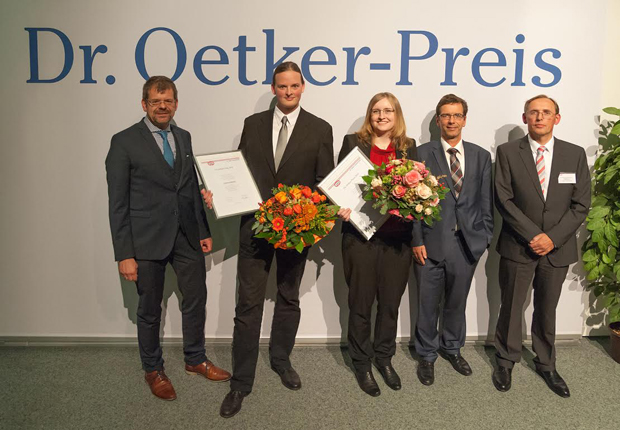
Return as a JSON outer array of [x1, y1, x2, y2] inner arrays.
[[272, 217, 285, 231], [290, 188, 302, 199], [275, 191, 288, 204], [320, 195, 326, 202], [259, 217, 265, 224], [283, 207, 293, 216], [293, 204, 302, 214], [301, 187, 312, 198], [304, 205, 318, 217]]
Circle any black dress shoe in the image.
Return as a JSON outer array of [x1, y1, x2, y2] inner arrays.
[[220, 390, 248, 418], [536, 369, 570, 398], [377, 364, 402, 390], [445, 353, 473, 376], [492, 366, 512, 392], [417, 360, 434, 386], [273, 367, 302, 390], [355, 370, 381, 397]]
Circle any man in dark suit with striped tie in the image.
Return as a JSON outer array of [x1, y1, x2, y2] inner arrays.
[[492, 95, 590, 397], [412, 94, 494, 385]]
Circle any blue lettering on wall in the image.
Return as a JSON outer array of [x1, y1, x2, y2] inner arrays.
[[24, 27, 564, 88], [135, 27, 187, 81], [397, 30, 438, 86], [25, 27, 74, 83], [532, 48, 562, 87]]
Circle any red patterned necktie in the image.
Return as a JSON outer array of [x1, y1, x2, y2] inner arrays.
[[447, 148, 463, 198]]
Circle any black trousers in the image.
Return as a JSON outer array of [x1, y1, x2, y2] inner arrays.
[[135, 228, 207, 372], [414, 232, 477, 361], [230, 216, 309, 393], [494, 255, 568, 371], [342, 230, 412, 372]]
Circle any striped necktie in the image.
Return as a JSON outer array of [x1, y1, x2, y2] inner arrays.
[[447, 147, 463, 198], [536, 146, 546, 198]]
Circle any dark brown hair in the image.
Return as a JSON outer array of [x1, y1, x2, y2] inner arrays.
[[435, 93, 468, 117], [142, 76, 178, 101], [271, 61, 305, 85]]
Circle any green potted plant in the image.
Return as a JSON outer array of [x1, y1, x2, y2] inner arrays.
[[582, 107, 620, 363]]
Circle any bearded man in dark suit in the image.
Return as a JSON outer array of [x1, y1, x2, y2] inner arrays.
[[106, 76, 230, 401]]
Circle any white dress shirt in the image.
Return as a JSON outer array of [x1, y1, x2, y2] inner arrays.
[[272, 105, 301, 157], [441, 137, 465, 176]]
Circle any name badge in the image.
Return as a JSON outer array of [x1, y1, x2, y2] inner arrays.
[[558, 172, 576, 184]]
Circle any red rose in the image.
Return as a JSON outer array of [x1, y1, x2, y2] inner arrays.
[[283, 207, 293, 216], [301, 187, 312, 198], [312, 194, 321, 203], [386, 164, 394, 174], [293, 204, 302, 214]]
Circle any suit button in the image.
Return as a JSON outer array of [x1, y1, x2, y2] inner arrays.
[[173, 210, 178, 215]]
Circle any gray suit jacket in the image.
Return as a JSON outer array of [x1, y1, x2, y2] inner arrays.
[[494, 136, 590, 266], [106, 120, 209, 261], [412, 140, 494, 262]]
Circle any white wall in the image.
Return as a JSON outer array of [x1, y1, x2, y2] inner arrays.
[[0, 0, 616, 342]]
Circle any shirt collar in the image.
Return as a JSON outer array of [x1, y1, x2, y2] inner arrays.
[[440, 137, 464, 155], [144, 116, 171, 133], [274, 105, 301, 125], [528, 134, 554, 153]]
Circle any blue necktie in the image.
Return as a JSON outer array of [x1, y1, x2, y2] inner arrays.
[[156, 130, 174, 168]]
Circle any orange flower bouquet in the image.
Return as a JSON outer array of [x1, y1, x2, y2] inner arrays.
[[252, 184, 339, 253]]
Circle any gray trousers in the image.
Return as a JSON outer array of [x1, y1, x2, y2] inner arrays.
[[414, 232, 477, 362], [494, 255, 567, 371]]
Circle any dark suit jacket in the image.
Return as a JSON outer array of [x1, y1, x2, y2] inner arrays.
[[238, 107, 334, 244], [106, 120, 209, 261], [412, 140, 494, 262], [494, 136, 590, 266], [338, 133, 418, 243], [240, 108, 334, 200]]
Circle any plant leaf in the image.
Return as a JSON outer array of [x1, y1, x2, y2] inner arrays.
[[603, 107, 620, 116]]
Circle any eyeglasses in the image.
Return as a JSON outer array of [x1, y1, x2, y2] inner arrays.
[[371, 108, 395, 116], [146, 99, 176, 107], [526, 110, 555, 118], [438, 113, 465, 120]]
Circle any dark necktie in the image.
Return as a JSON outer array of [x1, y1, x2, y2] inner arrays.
[[274, 116, 288, 170], [156, 130, 174, 168], [447, 147, 463, 198]]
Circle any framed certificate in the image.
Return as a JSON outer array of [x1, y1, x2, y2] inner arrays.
[[194, 150, 262, 219], [318, 146, 388, 240]]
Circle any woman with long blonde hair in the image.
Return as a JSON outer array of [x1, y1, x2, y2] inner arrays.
[[337, 92, 417, 396]]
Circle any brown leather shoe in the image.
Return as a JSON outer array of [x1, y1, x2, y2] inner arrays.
[[145, 370, 177, 401], [185, 360, 231, 382]]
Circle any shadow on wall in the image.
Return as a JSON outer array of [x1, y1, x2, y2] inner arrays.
[[483, 125, 527, 341], [419, 111, 441, 145]]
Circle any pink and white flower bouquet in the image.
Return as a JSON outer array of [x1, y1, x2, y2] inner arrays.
[[362, 158, 448, 225]]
